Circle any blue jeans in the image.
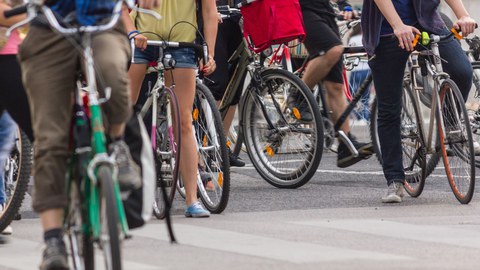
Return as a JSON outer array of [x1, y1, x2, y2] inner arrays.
[[0, 112, 16, 204], [369, 35, 472, 185]]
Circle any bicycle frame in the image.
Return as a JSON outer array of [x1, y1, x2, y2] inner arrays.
[[407, 36, 452, 154], [67, 33, 129, 243]]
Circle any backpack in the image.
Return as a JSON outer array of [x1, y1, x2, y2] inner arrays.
[[123, 112, 156, 229]]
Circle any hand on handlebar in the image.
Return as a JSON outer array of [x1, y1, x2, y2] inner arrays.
[[201, 55, 216, 76], [137, 0, 160, 9], [393, 24, 421, 51], [454, 16, 477, 37], [132, 33, 148, 50]]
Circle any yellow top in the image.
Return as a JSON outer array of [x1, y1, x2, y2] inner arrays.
[[131, 0, 197, 42]]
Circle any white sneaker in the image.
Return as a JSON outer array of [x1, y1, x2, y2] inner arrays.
[[381, 181, 404, 203], [473, 141, 480, 156]]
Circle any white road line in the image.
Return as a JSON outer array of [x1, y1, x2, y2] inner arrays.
[[0, 237, 160, 270], [131, 223, 411, 263], [293, 219, 480, 249]]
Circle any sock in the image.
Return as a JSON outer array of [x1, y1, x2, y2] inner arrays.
[[44, 228, 62, 242]]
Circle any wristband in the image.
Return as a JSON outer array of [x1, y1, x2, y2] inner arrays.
[[128, 30, 139, 39], [344, 6, 353, 12]]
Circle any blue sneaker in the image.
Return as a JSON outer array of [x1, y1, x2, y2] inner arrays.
[[185, 202, 210, 218]]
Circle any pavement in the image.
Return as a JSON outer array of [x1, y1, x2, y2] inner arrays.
[[1, 151, 480, 270]]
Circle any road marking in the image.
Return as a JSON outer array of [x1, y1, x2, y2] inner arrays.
[[293, 219, 480, 249], [233, 165, 459, 178], [0, 237, 160, 270], [131, 223, 411, 263]]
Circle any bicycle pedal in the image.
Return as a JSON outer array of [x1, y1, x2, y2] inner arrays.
[[125, 234, 133, 240]]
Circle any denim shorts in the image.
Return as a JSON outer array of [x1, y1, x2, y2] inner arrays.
[[133, 46, 197, 69]]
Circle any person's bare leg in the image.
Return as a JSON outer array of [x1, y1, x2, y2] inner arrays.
[[128, 63, 148, 103], [302, 45, 344, 89], [222, 105, 237, 136], [165, 69, 198, 206], [324, 80, 350, 134], [40, 209, 63, 231]]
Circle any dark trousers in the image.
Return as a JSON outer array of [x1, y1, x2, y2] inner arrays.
[[369, 36, 472, 185]]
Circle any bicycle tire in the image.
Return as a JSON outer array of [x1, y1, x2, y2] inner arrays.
[[98, 165, 122, 270], [152, 87, 181, 220], [0, 128, 32, 232], [65, 176, 94, 270], [243, 68, 323, 188], [437, 79, 476, 204], [193, 82, 230, 213]]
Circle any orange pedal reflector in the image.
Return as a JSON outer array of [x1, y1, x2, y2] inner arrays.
[[266, 145, 274, 157], [226, 140, 232, 148], [218, 172, 223, 187], [193, 108, 199, 121], [292, 107, 301, 120], [203, 135, 207, 147]]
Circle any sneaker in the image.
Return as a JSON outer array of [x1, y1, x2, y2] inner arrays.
[[337, 134, 373, 168], [185, 201, 210, 218], [473, 141, 480, 156], [0, 204, 12, 235], [199, 166, 214, 191], [109, 140, 142, 191], [228, 148, 245, 167], [381, 181, 404, 203], [287, 91, 313, 122], [39, 238, 69, 270]]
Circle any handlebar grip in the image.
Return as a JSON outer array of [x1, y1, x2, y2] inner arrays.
[[4, 5, 27, 18], [450, 24, 478, 39]]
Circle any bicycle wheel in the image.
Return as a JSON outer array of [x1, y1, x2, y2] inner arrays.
[[65, 175, 94, 270], [98, 165, 122, 270], [437, 79, 476, 204], [0, 128, 32, 232], [242, 68, 323, 188], [152, 88, 181, 220], [370, 84, 441, 187], [193, 82, 230, 213]]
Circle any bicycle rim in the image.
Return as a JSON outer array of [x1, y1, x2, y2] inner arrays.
[[193, 83, 230, 213], [438, 79, 476, 204], [153, 88, 181, 219], [98, 166, 122, 269], [243, 68, 323, 188], [0, 129, 32, 232], [399, 84, 427, 197]]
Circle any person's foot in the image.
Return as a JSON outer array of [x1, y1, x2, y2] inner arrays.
[[474, 141, 480, 156], [337, 134, 373, 168], [287, 91, 313, 122], [185, 201, 210, 218], [381, 181, 404, 203], [228, 148, 245, 167], [109, 140, 142, 191], [0, 204, 12, 235], [39, 238, 69, 270], [199, 167, 215, 191]]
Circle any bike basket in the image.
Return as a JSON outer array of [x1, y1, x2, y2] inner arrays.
[[240, 0, 306, 53]]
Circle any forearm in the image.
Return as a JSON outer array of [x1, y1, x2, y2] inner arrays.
[[444, 0, 470, 19], [201, 0, 218, 57], [373, 0, 404, 29], [121, 4, 136, 34]]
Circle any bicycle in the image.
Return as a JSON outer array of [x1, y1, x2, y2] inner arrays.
[[6, 1, 159, 268], [0, 128, 32, 233], [218, 5, 324, 189], [370, 30, 476, 203]]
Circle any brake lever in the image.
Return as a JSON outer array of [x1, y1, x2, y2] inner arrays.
[[6, 6, 35, 37]]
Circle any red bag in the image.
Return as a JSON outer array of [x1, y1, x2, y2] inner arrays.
[[240, 0, 306, 53]]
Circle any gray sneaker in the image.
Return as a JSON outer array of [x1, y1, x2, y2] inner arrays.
[[381, 181, 404, 203], [40, 238, 69, 270], [109, 140, 142, 191]]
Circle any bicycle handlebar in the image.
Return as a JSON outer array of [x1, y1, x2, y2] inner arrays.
[[412, 25, 478, 47], [3, 5, 27, 18], [130, 39, 209, 66]]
